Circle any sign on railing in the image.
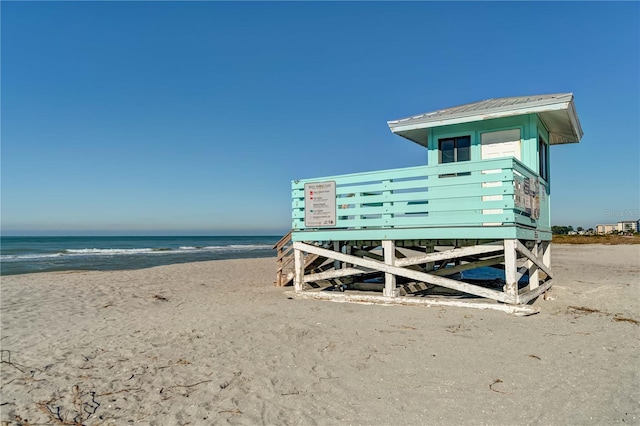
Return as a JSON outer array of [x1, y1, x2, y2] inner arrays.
[[514, 175, 540, 219], [304, 181, 337, 227]]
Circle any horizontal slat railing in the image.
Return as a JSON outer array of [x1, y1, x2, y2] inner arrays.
[[292, 158, 543, 232], [292, 187, 514, 218]]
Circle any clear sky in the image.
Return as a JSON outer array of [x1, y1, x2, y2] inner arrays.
[[1, 1, 638, 236]]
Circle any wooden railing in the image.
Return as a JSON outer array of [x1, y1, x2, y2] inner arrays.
[[273, 230, 294, 286], [274, 230, 342, 287], [291, 157, 548, 235]]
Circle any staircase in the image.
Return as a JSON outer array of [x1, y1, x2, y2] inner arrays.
[[273, 231, 329, 287]]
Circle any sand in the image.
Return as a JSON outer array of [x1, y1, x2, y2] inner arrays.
[[1, 244, 638, 425]]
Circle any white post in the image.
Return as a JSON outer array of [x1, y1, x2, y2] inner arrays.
[[382, 240, 397, 297], [294, 247, 305, 292], [503, 239, 519, 304], [529, 241, 540, 290]]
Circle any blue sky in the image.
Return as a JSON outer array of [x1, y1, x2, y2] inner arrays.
[[2, 2, 638, 236]]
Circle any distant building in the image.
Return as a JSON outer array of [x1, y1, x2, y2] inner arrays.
[[617, 220, 638, 233], [596, 224, 616, 234], [596, 221, 639, 234]]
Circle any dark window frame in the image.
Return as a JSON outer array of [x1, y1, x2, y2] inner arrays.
[[538, 134, 548, 181], [438, 135, 471, 164], [438, 135, 471, 177]]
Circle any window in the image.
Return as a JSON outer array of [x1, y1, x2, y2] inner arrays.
[[439, 135, 471, 177], [439, 136, 470, 164], [538, 134, 548, 181]]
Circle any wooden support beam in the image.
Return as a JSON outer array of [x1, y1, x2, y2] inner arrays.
[[284, 290, 539, 316], [516, 240, 553, 278], [518, 279, 553, 305], [294, 247, 305, 292], [395, 244, 503, 268], [390, 248, 425, 272], [504, 239, 519, 303], [528, 241, 540, 290], [304, 267, 371, 283], [293, 242, 510, 303], [382, 240, 397, 297]]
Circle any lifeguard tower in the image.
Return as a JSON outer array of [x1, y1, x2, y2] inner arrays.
[[275, 93, 582, 314]]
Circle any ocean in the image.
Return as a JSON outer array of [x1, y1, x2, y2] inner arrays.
[[0, 236, 279, 276]]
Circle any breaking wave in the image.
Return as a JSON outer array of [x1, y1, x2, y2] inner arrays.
[[0, 244, 273, 262]]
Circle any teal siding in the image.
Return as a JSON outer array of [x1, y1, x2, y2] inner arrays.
[[426, 115, 534, 168]]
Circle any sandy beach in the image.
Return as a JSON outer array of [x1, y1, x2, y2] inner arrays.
[[1, 244, 638, 425]]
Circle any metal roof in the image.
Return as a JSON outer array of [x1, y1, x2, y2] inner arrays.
[[387, 93, 583, 146]]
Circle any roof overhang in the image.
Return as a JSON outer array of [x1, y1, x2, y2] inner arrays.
[[387, 93, 583, 147]]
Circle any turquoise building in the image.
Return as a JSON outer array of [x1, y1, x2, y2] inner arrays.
[[278, 93, 583, 313]]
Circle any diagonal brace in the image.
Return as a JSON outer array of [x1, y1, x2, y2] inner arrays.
[[516, 240, 553, 278], [294, 242, 510, 303]]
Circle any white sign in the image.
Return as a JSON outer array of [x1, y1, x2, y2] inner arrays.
[[304, 181, 337, 227], [514, 176, 540, 220]]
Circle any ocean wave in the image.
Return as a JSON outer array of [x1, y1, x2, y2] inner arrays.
[[0, 253, 65, 261], [203, 244, 273, 251], [177, 244, 273, 251], [65, 248, 156, 255], [1, 244, 273, 262]]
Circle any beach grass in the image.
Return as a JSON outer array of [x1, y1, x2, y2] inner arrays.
[[553, 234, 640, 244]]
